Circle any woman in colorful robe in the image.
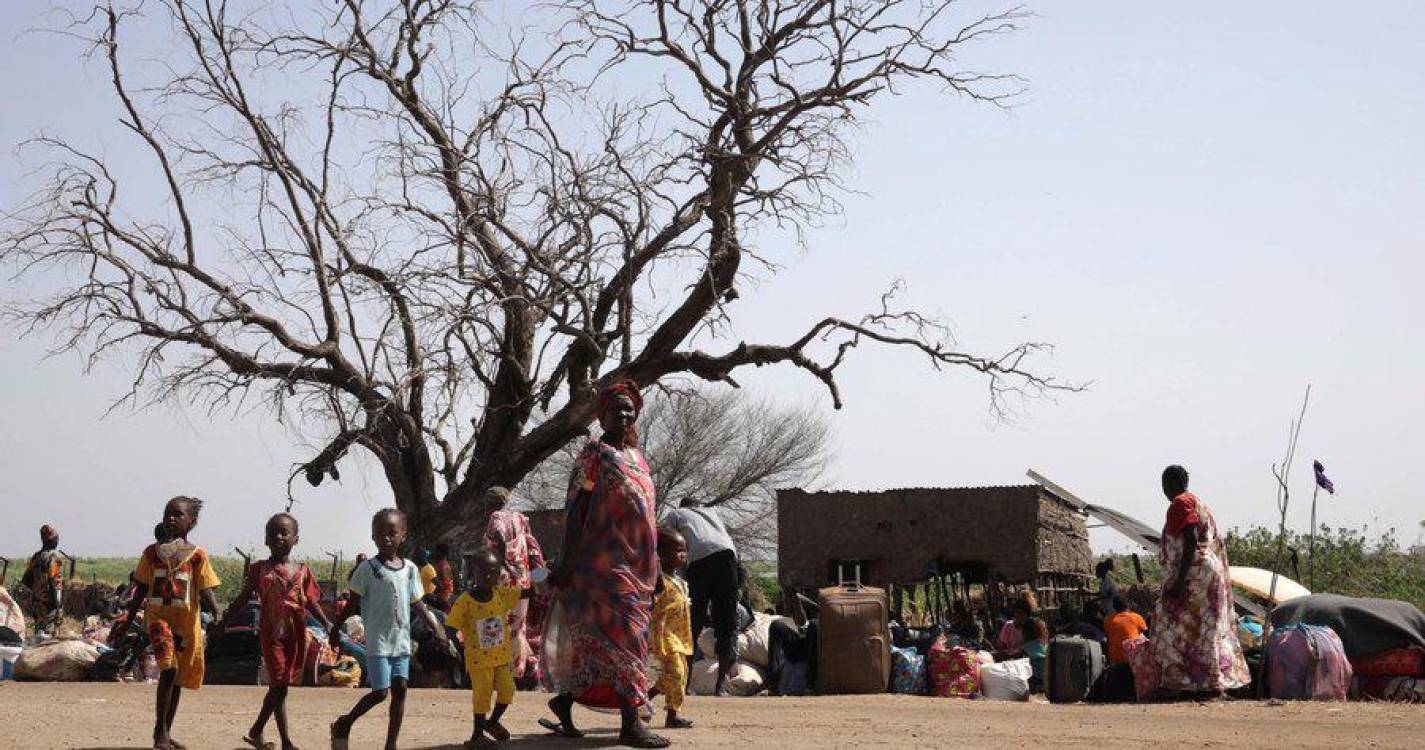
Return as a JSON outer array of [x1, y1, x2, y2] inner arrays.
[[483, 486, 546, 677], [1151, 465, 1250, 697], [544, 381, 666, 748]]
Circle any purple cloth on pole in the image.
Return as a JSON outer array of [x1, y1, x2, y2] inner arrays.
[[1313, 460, 1335, 494]]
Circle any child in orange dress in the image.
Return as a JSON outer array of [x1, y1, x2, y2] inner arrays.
[[124, 496, 222, 750], [214, 513, 333, 750]]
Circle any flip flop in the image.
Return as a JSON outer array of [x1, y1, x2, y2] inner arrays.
[[242, 736, 277, 750], [617, 730, 671, 748], [538, 717, 585, 738], [330, 721, 349, 750]]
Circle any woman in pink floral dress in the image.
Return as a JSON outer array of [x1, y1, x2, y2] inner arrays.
[[483, 486, 546, 677], [1151, 465, 1250, 696]]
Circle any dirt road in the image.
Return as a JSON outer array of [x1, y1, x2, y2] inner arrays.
[[2, 682, 1420, 749]]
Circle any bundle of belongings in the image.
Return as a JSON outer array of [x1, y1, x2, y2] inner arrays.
[[1270, 594, 1425, 702], [887, 623, 1035, 701], [688, 612, 778, 696]]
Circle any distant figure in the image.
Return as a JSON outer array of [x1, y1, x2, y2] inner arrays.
[[1103, 594, 1149, 665], [994, 590, 1039, 654], [431, 544, 457, 611], [949, 601, 989, 650], [664, 496, 740, 694], [21, 524, 64, 634], [1023, 617, 1051, 692], [1096, 558, 1118, 614], [482, 485, 546, 677], [124, 496, 222, 750], [212, 513, 333, 750], [648, 528, 695, 730], [1056, 601, 1107, 646], [1151, 465, 1250, 697]]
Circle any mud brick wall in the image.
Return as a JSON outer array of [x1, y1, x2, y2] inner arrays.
[[777, 485, 1091, 589]]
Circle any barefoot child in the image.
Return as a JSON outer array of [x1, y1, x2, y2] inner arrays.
[[124, 496, 222, 750], [213, 513, 334, 750], [446, 548, 535, 747], [330, 508, 449, 750], [648, 528, 695, 729]]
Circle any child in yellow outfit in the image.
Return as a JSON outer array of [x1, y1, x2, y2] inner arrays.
[[650, 528, 695, 729], [446, 548, 533, 747]]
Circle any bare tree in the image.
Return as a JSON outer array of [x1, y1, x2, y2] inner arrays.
[[520, 386, 831, 556], [1, 0, 1076, 543]]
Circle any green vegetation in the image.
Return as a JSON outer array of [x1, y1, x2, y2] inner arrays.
[[22, 556, 347, 606], [1109, 524, 1425, 611]]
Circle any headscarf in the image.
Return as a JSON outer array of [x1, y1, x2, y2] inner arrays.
[[597, 379, 643, 415]]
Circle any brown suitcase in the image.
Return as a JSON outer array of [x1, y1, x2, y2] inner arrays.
[[817, 567, 890, 694]]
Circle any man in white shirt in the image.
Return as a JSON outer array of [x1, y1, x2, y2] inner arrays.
[[663, 497, 739, 694]]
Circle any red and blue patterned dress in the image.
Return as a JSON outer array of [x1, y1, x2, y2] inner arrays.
[[552, 439, 659, 708]]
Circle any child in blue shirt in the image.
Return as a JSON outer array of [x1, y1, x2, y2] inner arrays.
[[330, 508, 449, 750]]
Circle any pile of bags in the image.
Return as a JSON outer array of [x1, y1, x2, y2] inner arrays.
[[889, 635, 1034, 701], [687, 612, 776, 696]]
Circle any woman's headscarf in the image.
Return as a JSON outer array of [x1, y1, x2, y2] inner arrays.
[[598, 380, 643, 415]]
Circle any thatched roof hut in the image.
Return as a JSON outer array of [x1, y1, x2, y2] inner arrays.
[[776, 485, 1092, 593]]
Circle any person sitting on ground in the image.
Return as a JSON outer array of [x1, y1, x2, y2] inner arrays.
[[1023, 617, 1051, 692], [1056, 601, 1108, 646], [949, 601, 989, 650], [21, 524, 65, 635], [647, 528, 695, 730], [125, 496, 223, 750], [994, 590, 1039, 654], [446, 547, 535, 747], [212, 513, 334, 750], [1103, 594, 1149, 665], [329, 508, 450, 750]]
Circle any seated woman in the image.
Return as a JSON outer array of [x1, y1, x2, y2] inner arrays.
[[993, 591, 1039, 657], [1022, 617, 1051, 692]]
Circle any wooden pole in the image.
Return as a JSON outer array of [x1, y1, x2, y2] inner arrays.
[[1308, 485, 1321, 590]]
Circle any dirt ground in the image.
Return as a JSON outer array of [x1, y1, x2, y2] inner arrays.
[[2, 682, 1421, 749]]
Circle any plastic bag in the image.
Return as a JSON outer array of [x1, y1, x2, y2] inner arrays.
[[979, 658, 1032, 701], [740, 613, 776, 667], [688, 658, 764, 696], [539, 597, 575, 694]]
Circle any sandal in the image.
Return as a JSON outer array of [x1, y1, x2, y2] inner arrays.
[[538, 717, 585, 738], [243, 735, 277, 750], [618, 728, 671, 748], [329, 721, 350, 750], [665, 716, 694, 729]]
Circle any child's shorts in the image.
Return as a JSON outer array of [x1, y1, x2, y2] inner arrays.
[[468, 663, 516, 714], [365, 655, 410, 691]]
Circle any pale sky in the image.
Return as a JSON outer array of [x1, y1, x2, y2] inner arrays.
[[3, 2, 1423, 562]]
